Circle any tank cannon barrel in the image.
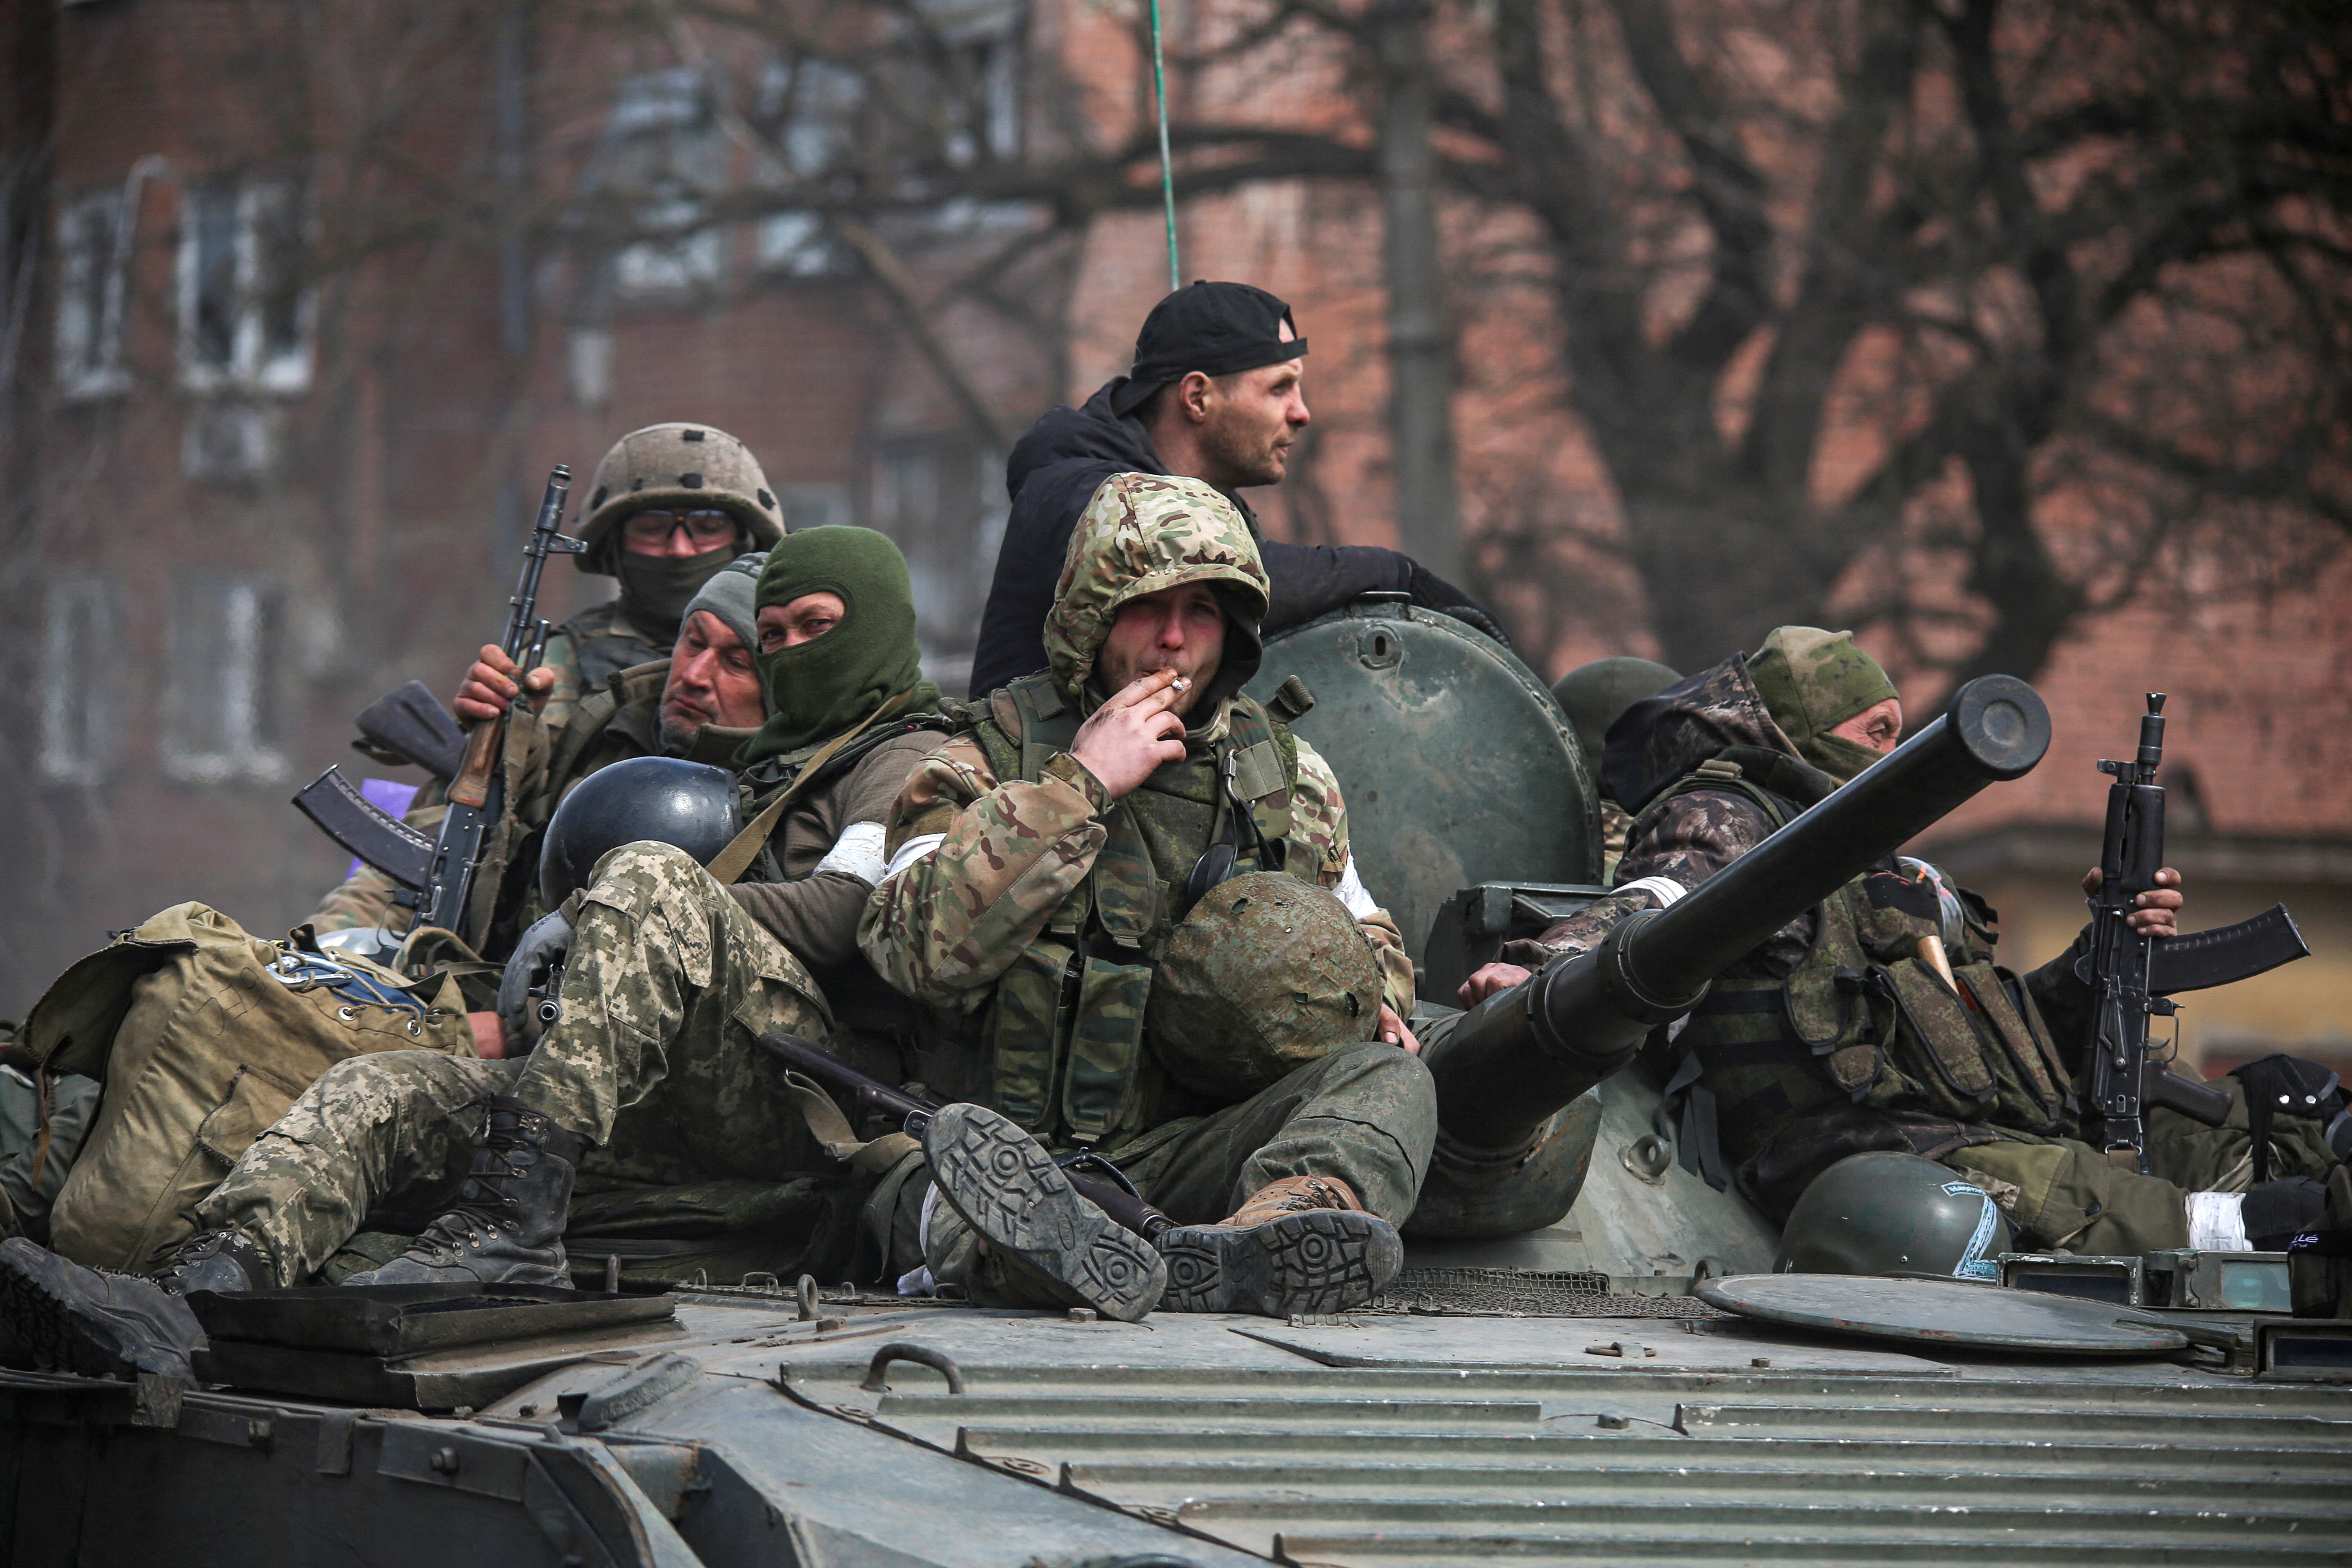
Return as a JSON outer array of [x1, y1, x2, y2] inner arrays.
[[1426, 674, 2051, 1155]]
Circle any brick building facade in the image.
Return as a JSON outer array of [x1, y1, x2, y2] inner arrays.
[[4, 0, 2345, 1076]]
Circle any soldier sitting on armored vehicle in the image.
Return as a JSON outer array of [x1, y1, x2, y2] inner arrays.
[[1459, 628, 2340, 1258], [312, 422, 788, 943], [0, 555, 784, 1279], [861, 470, 1436, 1322], [969, 281, 1507, 698], [0, 528, 951, 1384]]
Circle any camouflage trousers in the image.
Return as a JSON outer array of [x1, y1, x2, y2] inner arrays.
[[195, 842, 842, 1284], [898, 1042, 1438, 1286], [1943, 1078, 2341, 1254]]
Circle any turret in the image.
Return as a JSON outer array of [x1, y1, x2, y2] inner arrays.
[[1423, 674, 2052, 1156]]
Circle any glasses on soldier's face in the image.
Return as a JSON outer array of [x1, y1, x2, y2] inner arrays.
[[621, 509, 741, 547]]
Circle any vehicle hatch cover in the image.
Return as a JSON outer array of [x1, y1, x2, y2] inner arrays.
[[1699, 1273, 2191, 1355], [1244, 598, 1598, 963]]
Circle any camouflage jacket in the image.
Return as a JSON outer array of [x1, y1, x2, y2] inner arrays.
[[536, 598, 670, 738], [860, 472, 1412, 1147], [1503, 655, 2098, 1216]]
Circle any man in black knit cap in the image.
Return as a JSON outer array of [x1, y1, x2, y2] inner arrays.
[[969, 281, 1505, 697]]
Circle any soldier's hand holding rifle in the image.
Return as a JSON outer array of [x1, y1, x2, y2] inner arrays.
[[454, 644, 555, 728], [2087, 864, 2184, 937]]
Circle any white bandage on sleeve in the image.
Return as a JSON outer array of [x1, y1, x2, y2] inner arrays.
[[880, 832, 947, 884], [1333, 853, 1380, 919], [2187, 1190, 2252, 1253], [812, 821, 889, 884], [1615, 875, 1690, 909]]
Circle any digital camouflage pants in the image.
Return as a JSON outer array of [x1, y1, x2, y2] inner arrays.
[[195, 844, 841, 1285]]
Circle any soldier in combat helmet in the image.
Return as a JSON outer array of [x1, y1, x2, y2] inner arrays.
[[862, 470, 1436, 1321], [0, 530, 951, 1385], [1461, 628, 2345, 1259], [308, 423, 786, 944]]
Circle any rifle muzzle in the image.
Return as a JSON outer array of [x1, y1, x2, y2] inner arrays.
[[1426, 673, 2051, 1156]]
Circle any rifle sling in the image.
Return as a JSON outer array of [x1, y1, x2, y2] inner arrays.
[[706, 689, 917, 886]]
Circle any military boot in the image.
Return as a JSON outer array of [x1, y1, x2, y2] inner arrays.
[[345, 1098, 582, 1289], [0, 1238, 208, 1381], [1157, 1174, 1402, 1317], [156, 1231, 269, 1296], [921, 1103, 1166, 1322]]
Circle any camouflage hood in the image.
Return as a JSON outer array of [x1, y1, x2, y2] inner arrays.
[[1601, 653, 1831, 816], [1042, 472, 1271, 728]]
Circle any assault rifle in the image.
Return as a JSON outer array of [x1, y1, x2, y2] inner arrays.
[[753, 1031, 1174, 1242], [292, 466, 586, 948], [2078, 693, 2311, 1170]]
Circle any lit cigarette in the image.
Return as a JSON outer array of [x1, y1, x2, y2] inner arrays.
[[1173, 676, 1191, 689]]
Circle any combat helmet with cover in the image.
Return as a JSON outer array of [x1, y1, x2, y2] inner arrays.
[[577, 423, 786, 576], [1774, 1152, 2013, 1281], [1147, 871, 1382, 1100]]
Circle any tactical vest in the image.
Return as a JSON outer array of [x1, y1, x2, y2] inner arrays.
[[1666, 760, 2077, 1189], [959, 672, 1313, 1147]]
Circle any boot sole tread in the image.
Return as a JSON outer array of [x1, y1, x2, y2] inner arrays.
[[1158, 1207, 1402, 1316], [924, 1105, 1165, 1322], [0, 1246, 179, 1381]]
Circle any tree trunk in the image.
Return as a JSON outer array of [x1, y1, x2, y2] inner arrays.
[[1372, 0, 1459, 581]]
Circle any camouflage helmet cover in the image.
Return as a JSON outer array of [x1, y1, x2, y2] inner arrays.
[[577, 423, 786, 573], [1774, 1151, 2012, 1283], [1146, 871, 1381, 1101]]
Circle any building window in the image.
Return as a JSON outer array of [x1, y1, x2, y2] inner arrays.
[[37, 575, 116, 785], [871, 435, 1005, 692], [181, 401, 281, 483], [916, 0, 1024, 168], [606, 68, 725, 297], [162, 578, 287, 784], [752, 58, 863, 277], [177, 178, 312, 394], [777, 482, 852, 531], [55, 190, 128, 399]]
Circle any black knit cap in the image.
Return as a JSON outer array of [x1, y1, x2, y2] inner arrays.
[[1107, 281, 1309, 416]]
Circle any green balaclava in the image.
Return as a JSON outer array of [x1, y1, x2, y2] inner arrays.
[[619, 541, 745, 649], [1746, 626, 1899, 782], [736, 526, 941, 766]]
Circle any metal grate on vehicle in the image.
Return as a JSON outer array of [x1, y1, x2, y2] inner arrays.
[[1372, 1267, 1727, 1318]]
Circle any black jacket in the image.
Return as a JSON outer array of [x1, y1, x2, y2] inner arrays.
[[969, 383, 1422, 697]]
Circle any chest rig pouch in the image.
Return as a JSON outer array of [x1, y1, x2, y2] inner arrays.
[[969, 673, 1304, 1146], [1667, 761, 2074, 1189]]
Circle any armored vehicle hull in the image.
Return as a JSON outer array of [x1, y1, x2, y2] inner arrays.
[[6, 600, 2346, 1565]]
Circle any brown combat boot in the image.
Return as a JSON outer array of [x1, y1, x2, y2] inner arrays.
[[1157, 1174, 1402, 1317]]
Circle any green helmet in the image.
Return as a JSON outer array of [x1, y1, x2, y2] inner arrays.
[[1550, 657, 1678, 790], [1774, 1152, 2012, 1282], [1146, 871, 1381, 1100], [577, 423, 786, 574]]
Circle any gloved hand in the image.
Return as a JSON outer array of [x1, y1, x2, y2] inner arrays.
[[1406, 566, 1511, 647]]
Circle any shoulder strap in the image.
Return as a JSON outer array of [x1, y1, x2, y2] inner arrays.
[[1662, 756, 1798, 830], [544, 680, 627, 793], [969, 672, 1081, 785], [706, 689, 920, 886]]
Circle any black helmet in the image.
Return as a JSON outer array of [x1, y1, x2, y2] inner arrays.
[[1774, 1152, 2013, 1282], [538, 756, 740, 910]]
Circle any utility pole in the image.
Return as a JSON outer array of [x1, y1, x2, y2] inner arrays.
[[1372, 0, 1461, 581]]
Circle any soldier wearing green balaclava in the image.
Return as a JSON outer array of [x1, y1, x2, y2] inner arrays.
[[1465, 626, 2336, 1269], [1744, 626, 1900, 783]]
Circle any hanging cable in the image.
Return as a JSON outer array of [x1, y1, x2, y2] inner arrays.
[[1149, 0, 1179, 289]]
